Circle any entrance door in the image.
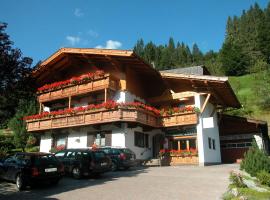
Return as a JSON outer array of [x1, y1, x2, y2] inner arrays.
[[152, 134, 164, 158]]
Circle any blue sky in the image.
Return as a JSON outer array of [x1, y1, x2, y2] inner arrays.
[[0, 0, 269, 64]]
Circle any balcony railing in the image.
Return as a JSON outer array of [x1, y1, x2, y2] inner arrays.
[[161, 112, 198, 127], [38, 74, 119, 103], [26, 108, 160, 132]]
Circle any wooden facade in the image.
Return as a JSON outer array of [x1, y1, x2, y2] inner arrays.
[[26, 109, 198, 132], [38, 74, 119, 103]]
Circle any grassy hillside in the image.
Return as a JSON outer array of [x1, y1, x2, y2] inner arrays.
[[229, 74, 270, 127]]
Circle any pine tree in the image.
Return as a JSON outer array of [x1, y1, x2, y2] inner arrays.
[[0, 22, 35, 128], [192, 43, 203, 64]]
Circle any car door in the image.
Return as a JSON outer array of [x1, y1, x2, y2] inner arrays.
[[3, 156, 18, 181], [63, 151, 76, 172]]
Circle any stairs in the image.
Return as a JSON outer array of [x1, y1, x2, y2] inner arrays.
[[143, 158, 161, 167]]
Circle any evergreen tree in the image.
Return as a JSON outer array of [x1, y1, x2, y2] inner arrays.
[[0, 22, 35, 128], [220, 40, 250, 76], [192, 43, 203, 64], [133, 38, 145, 58], [259, 3, 270, 63], [8, 100, 37, 151]]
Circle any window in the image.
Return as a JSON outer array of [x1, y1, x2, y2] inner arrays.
[[55, 151, 65, 158], [134, 132, 149, 148], [212, 139, 216, 150], [180, 140, 187, 150], [95, 133, 105, 146], [189, 139, 196, 150], [208, 137, 212, 149], [144, 134, 149, 148], [172, 140, 178, 150]]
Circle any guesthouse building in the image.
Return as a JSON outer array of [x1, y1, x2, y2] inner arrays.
[[24, 48, 269, 166]]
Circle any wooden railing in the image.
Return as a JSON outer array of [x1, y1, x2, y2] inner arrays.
[[161, 112, 198, 127], [26, 108, 160, 132], [38, 74, 119, 103]]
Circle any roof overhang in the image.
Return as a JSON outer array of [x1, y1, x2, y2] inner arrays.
[[160, 72, 241, 108], [32, 48, 167, 97], [219, 114, 268, 137]]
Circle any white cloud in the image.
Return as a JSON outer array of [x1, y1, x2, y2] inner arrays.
[[87, 30, 98, 38], [74, 8, 84, 17], [66, 36, 81, 46], [95, 40, 122, 49]]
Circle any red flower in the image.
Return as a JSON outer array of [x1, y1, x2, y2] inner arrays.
[[37, 70, 105, 93]]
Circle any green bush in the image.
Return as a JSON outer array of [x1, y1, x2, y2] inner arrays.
[[240, 142, 270, 177], [0, 147, 8, 159], [26, 146, 39, 152], [229, 171, 247, 188], [257, 170, 270, 186]]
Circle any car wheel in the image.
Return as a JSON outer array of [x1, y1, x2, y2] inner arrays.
[[111, 162, 118, 172], [72, 167, 81, 179], [16, 174, 25, 191]]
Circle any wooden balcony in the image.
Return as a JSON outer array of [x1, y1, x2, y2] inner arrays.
[[162, 112, 198, 127], [38, 74, 119, 103], [26, 108, 160, 132]]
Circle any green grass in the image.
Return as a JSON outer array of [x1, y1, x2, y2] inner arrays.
[[223, 186, 270, 200], [228, 73, 270, 129], [238, 188, 270, 200]]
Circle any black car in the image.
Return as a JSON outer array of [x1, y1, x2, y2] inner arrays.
[[54, 149, 111, 179], [99, 147, 137, 171], [0, 152, 64, 191]]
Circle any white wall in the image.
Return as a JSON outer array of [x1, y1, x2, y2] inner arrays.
[[111, 128, 126, 147], [113, 91, 145, 103], [107, 123, 164, 160], [195, 94, 221, 166], [125, 125, 164, 160], [40, 133, 52, 153], [254, 134, 263, 149], [67, 130, 88, 149]]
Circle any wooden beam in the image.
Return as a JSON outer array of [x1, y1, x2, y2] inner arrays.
[[104, 88, 107, 102], [68, 96, 72, 109], [39, 102, 42, 114], [148, 91, 200, 104], [200, 93, 211, 113]]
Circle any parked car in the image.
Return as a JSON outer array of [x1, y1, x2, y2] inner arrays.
[[99, 147, 137, 171], [0, 152, 64, 191], [54, 148, 111, 179]]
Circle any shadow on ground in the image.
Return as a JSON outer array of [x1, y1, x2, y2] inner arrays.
[[0, 167, 149, 200]]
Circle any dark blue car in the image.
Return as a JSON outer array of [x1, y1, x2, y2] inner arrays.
[[0, 152, 64, 191]]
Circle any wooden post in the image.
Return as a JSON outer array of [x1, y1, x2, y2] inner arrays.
[[201, 93, 211, 113], [39, 102, 42, 114], [178, 140, 181, 151], [68, 96, 71, 109], [187, 140, 190, 151], [104, 88, 107, 102]]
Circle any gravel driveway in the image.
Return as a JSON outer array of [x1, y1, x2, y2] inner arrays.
[[0, 164, 238, 200]]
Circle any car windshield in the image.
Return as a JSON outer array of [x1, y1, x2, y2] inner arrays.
[[34, 154, 58, 165]]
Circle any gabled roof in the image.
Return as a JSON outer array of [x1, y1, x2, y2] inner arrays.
[[161, 66, 210, 75], [160, 72, 241, 108], [33, 48, 167, 97]]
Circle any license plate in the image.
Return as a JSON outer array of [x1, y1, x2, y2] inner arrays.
[[101, 162, 107, 166], [45, 168, 57, 172]]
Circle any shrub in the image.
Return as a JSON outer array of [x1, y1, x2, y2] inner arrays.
[[26, 146, 39, 152], [256, 170, 270, 186], [240, 142, 270, 177], [229, 171, 247, 188], [0, 147, 8, 159]]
